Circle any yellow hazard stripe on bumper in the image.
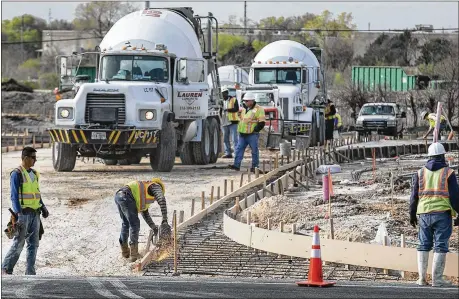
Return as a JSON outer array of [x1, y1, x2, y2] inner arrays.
[[79, 130, 88, 144], [112, 131, 122, 144], [71, 130, 80, 143]]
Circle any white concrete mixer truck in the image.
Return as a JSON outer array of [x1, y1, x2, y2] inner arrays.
[[49, 8, 224, 172], [237, 40, 327, 148]]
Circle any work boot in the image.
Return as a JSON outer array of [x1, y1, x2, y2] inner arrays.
[[222, 154, 233, 158], [416, 251, 429, 286], [120, 242, 130, 259], [129, 243, 142, 262], [228, 165, 240, 171], [432, 252, 453, 287]]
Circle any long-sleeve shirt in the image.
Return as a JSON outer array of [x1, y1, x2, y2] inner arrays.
[[409, 158, 459, 218], [10, 169, 45, 214]]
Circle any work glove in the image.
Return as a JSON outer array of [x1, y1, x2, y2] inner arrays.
[[150, 223, 158, 237], [410, 214, 418, 228], [454, 217, 459, 227], [41, 206, 49, 218], [159, 220, 172, 239]]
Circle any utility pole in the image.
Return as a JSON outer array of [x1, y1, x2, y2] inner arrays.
[[49, 9, 53, 51], [145, 1, 150, 9], [244, 1, 247, 34], [21, 15, 24, 63]]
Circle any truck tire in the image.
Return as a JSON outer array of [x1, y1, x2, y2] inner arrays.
[[118, 159, 131, 165], [150, 121, 177, 172], [52, 142, 77, 172], [129, 155, 142, 164], [180, 142, 195, 165], [209, 118, 221, 163], [104, 159, 118, 165], [192, 119, 211, 165]]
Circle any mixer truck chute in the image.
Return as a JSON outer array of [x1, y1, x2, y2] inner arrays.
[[241, 40, 327, 149], [49, 7, 223, 172]]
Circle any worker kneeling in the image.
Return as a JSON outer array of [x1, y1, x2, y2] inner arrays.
[[410, 143, 459, 287], [114, 178, 171, 262]]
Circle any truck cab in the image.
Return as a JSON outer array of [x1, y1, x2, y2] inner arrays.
[[355, 102, 406, 138]]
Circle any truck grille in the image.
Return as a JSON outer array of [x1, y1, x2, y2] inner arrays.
[[85, 93, 126, 124], [363, 120, 386, 128]]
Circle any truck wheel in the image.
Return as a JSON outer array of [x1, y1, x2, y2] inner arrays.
[[180, 142, 195, 165], [209, 118, 221, 163], [52, 142, 77, 172], [192, 119, 211, 165], [104, 159, 118, 165], [129, 156, 142, 164], [118, 159, 131, 165], [150, 121, 177, 172]]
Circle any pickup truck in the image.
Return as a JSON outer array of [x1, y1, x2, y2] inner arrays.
[[354, 102, 406, 138]]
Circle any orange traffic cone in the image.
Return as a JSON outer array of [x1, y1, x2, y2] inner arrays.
[[296, 225, 335, 287]]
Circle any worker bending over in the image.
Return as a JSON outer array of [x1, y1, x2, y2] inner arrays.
[[410, 142, 459, 287], [229, 92, 266, 172], [114, 178, 171, 262], [421, 111, 447, 140]]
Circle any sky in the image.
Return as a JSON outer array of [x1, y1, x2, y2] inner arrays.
[[1, 1, 458, 31]]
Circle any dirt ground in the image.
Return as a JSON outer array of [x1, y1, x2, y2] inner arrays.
[[241, 153, 459, 253], [0, 146, 274, 276]]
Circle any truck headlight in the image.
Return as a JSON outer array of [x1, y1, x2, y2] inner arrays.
[[139, 109, 156, 121], [58, 107, 73, 119]]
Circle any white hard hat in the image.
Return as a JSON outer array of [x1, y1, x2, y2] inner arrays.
[[243, 92, 256, 101], [428, 142, 446, 156], [421, 111, 429, 119], [221, 86, 229, 93]]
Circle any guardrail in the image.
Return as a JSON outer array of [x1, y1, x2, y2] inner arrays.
[[1, 133, 52, 153]]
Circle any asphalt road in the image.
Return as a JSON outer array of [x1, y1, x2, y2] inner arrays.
[[1, 276, 458, 298]]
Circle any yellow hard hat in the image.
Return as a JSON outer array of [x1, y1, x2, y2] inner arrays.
[[149, 178, 166, 195]]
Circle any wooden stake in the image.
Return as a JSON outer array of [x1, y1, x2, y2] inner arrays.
[[231, 180, 234, 192], [217, 186, 221, 201], [191, 198, 195, 216], [179, 210, 184, 224], [262, 160, 266, 174], [201, 191, 205, 210], [400, 234, 406, 278], [240, 173, 244, 187], [255, 168, 260, 178], [173, 211, 178, 275], [275, 153, 279, 169], [32, 135, 36, 147], [247, 169, 251, 183], [224, 179, 228, 196], [210, 186, 214, 205]]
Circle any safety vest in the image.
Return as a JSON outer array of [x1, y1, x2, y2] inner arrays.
[[417, 167, 456, 217], [427, 113, 446, 128], [12, 166, 42, 210], [127, 178, 165, 212], [238, 104, 266, 134], [334, 113, 342, 127], [224, 97, 240, 122], [325, 103, 335, 120]]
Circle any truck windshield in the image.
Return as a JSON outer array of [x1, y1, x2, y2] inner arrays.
[[360, 105, 395, 116], [100, 55, 168, 82], [254, 68, 301, 84]]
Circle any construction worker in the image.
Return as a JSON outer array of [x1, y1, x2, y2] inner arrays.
[[114, 178, 171, 262], [324, 98, 336, 149], [421, 111, 447, 140], [2, 147, 49, 275], [334, 110, 342, 132], [410, 142, 459, 287], [221, 86, 240, 158], [229, 92, 266, 172]]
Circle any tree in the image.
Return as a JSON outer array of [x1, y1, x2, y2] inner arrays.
[[324, 37, 354, 72], [73, 2, 138, 38], [417, 38, 453, 65], [48, 19, 75, 30], [303, 10, 356, 45]]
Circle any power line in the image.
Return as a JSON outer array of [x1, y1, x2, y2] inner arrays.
[[2, 27, 457, 45]]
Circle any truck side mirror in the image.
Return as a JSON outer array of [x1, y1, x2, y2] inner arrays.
[[178, 59, 188, 84]]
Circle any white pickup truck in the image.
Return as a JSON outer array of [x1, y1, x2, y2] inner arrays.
[[354, 102, 406, 138]]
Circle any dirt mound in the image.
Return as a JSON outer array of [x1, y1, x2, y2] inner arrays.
[[1, 79, 33, 93], [67, 198, 90, 207]]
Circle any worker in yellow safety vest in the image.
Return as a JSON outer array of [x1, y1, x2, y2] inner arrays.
[[221, 86, 240, 158], [2, 147, 49, 275], [334, 111, 342, 132], [228, 92, 266, 173], [410, 142, 459, 287], [114, 178, 171, 262], [324, 98, 336, 148], [421, 111, 447, 140]]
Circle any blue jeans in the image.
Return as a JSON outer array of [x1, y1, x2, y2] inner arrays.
[[417, 211, 452, 253], [2, 211, 41, 275], [234, 133, 259, 169], [223, 124, 239, 156], [115, 191, 140, 245]]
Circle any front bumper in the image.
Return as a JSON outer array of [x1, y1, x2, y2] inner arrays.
[[47, 128, 160, 145]]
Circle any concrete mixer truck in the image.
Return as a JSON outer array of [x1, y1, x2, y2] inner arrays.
[[49, 7, 224, 172], [236, 40, 327, 148]]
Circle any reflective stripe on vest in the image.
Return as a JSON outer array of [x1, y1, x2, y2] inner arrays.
[[427, 113, 446, 128], [127, 181, 156, 212], [238, 104, 265, 134], [17, 166, 42, 210], [335, 114, 342, 126], [325, 104, 334, 120], [417, 167, 456, 217], [227, 97, 240, 122]]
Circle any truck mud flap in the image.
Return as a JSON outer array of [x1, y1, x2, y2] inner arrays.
[[47, 129, 159, 145]]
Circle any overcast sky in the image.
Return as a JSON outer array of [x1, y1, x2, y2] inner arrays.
[[1, 1, 458, 30]]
